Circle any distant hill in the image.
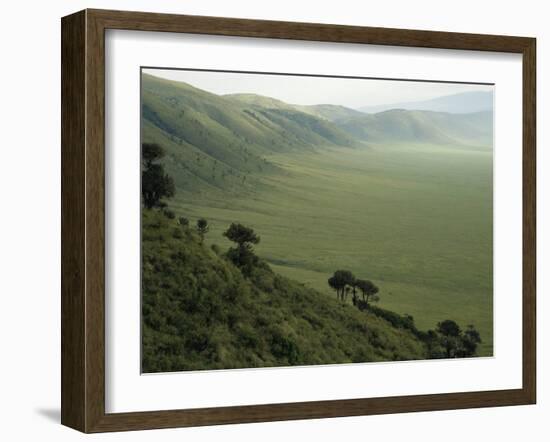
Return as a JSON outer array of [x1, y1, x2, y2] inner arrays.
[[359, 91, 493, 114], [336, 109, 493, 147], [142, 74, 493, 195], [142, 209, 428, 372], [296, 104, 366, 122]]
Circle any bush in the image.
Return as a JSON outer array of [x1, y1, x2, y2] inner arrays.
[[269, 329, 300, 364], [163, 209, 176, 219]]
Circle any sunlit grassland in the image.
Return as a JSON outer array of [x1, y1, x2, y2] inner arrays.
[[169, 143, 493, 355]]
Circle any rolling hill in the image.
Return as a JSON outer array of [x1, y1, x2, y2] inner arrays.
[[143, 73, 493, 196], [335, 109, 493, 147], [226, 93, 365, 122], [359, 91, 493, 114], [142, 74, 359, 194]]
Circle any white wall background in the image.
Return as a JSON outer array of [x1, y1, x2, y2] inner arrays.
[[0, 0, 546, 440]]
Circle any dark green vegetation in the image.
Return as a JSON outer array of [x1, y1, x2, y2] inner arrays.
[[142, 208, 429, 372], [142, 205, 481, 372], [141, 72, 493, 363]]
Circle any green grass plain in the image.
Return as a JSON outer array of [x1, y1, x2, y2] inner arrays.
[[169, 143, 493, 355]]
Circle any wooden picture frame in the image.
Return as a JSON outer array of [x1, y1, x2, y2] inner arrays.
[[61, 8, 536, 433]]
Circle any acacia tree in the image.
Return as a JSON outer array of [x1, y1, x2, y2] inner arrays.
[[223, 223, 260, 275], [223, 223, 260, 251], [328, 270, 355, 301], [196, 218, 209, 244], [356, 279, 379, 304], [141, 143, 175, 209]]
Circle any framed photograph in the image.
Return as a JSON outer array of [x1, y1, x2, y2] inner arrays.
[[61, 9, 536, 433]]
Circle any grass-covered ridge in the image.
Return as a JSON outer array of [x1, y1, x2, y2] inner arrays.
[[142, 209, 428, 372]]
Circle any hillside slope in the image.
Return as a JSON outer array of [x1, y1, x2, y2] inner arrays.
[[336, 109, 493, 147], [142, 209, 428, 372], [226, 93, 365, 122], [142, 74, 360, 194]]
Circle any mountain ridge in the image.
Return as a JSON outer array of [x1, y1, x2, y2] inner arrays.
[[359, 91, 493, 114], [142, 73, 493, 196]]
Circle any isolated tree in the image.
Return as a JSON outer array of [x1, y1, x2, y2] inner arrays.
[[356, 279, 379, 304], [142, 142, 164, 166], [223, 223, 260, 251], [223, 223, 260, 275], [196, 218, 209, 244], [178, 217, 189, 227], [141, 143, 175, 209]]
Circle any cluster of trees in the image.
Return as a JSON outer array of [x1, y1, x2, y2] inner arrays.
[[327, 270, 482, 358], [328, 270, 379, 306], [433, 319, 482, 358]]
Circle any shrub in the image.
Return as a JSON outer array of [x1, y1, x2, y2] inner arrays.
[[163, 209, 176, 219]]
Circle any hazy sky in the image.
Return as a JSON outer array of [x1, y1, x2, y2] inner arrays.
[[143, 68, 493, 109]]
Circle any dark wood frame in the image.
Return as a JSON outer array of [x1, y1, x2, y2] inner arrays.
[[61, 8, 536, 433]]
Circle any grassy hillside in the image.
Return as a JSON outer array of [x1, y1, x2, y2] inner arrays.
[[142, 209, 428, 372], [226, 94, 365, 122], [298, 104, 366, 122], [142, 74, 359, 195]]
